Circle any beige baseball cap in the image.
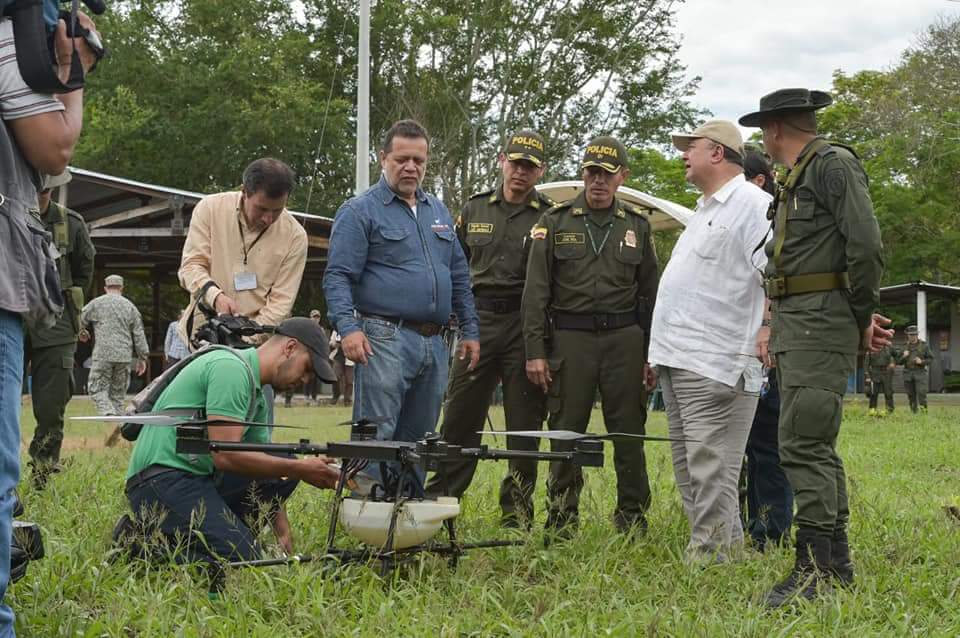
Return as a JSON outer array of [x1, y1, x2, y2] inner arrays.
[[671, 119, 744, 156], [105, 274, 124, 287]]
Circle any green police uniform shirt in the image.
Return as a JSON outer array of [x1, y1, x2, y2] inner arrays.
[[26, 203, 96, 348], [766, 138, 883, 354], [126, 348, 269, 479], [457, 184, 554, 297], [865, 344, 896, 372], [899, 341, 933, 370], [522, 192, 659, 360]]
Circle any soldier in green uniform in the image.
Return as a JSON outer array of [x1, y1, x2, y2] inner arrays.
[[899, 325, 933, 413], [425, 131, 554, 525], [864, 343, 896, 416], [522, 136, 659, 538], [740, 89, 888, 606], [23, 172, 96, 488]]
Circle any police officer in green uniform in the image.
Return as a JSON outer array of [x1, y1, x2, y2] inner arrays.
[[425, 131, 554, 526], [740, 89, 886, 606], [864, 343, 896, 416], [900, 325, 933, 413], [23, 172, 96, 488], [522, 136, 659, 537]]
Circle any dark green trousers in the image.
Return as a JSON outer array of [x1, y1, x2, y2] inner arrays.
[[427, 309, 545, 519], [867, 369, 894, 411], [903, 369, 929, 412], [25, 339, 76, 465], [546, 325, 650, 522], [777, 350, 854, 535]]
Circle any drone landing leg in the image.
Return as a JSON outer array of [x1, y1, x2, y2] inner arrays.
[[323, 469, 350, 574]]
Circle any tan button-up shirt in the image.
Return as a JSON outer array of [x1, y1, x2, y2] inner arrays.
[[178, 191, 308, 345]]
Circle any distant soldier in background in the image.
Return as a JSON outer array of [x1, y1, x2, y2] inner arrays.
[[864, 343, 896, 416], [900, 325, 933, 414], [80, 274, 149, 445]]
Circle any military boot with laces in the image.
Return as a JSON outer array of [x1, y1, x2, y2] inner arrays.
[[764, 530, 833, 607]]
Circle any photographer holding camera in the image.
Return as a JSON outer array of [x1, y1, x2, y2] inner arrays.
[[0, 5, 102, 633]]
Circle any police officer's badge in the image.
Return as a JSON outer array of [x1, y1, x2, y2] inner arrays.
[[624, 229, 637, 248]]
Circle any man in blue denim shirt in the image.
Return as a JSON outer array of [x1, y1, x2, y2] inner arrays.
[[323, 120, 480, 493]]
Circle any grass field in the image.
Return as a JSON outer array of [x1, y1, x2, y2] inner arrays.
[[9, 396, 960, 636]]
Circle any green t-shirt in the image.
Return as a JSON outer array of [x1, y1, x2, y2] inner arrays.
[[126, 348, 269, 479]]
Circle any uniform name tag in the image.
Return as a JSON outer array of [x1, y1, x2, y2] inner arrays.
[[467, 222, 494, 234], [234, 271, 257, 291], [555, 232, 585, 245]]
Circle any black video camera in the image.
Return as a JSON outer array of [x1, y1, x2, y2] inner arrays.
[[194, 314, 269, 350], [1, 0, 107, 93]]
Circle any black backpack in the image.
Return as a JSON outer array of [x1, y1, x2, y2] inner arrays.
[[120, 345, 257, 441]]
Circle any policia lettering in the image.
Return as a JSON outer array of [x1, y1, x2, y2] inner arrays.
[[425, 180, 556, 523], [522, 191, 659, 532]]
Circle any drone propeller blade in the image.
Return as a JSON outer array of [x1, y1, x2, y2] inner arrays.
[[477, 429, 692, 443], [336, 416, 389, 426], [70, 415, 303, 429]]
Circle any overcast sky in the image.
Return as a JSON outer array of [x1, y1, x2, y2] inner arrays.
[[673, 0, 960, 135]]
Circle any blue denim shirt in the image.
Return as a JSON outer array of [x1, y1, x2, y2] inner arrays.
[[323, 176, 479, 340]]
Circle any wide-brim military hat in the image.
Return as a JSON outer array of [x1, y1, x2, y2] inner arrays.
[[581, 135, 628, 173], [504, 130, 546, 167], [739, 88, 833, 127]]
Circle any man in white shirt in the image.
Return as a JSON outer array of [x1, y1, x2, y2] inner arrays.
[[648, 120, 772, 562]]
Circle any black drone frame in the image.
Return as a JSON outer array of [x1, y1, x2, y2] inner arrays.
[[174, 422, 612, 581]]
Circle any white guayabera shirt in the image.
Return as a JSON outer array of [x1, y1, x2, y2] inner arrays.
[[648, 174, 772, 391]]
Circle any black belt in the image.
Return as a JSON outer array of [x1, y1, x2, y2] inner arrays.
[[125, 464, 181, 494], [474, 296, 521, 314], [361, 313, 448, 338], [552, 311, 638, 332]]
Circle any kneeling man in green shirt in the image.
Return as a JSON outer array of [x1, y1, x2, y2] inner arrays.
[[121, 317, 339, 564]]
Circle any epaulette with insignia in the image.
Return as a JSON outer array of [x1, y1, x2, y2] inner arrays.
[[468, 187, 496, 201], [538, 191, 557, 207], [545, 201, 569, 215], [619, 201, 643, 216]]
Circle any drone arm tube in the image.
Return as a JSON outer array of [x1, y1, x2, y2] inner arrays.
[[206, 420, 339, 488]]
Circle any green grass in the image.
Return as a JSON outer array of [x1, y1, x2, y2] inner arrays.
[[10, 398, 960, 636]]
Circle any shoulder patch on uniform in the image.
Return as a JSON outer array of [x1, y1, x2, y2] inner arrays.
[[545, 202, 569, 216], [826, 168, 847, 198], [468, 188, 496, 201], [538, 192, 557, 207]]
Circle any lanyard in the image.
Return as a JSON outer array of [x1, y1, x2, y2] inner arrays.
[[237, 210, 268, 266], [584, 219, 612, 256]]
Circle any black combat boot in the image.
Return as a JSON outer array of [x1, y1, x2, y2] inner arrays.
[[543, 509, 578, 546], [764, 529, 832, 607], [830, 526, 855, 587]]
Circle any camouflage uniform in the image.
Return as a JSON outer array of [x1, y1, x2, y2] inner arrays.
[[24, 201, 95, 471], [80, 289, 150, 415]]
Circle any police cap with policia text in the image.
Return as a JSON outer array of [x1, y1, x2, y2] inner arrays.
[[581, 136, 628, 173], [504, 130, 546, 167]]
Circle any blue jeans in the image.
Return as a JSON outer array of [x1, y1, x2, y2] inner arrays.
[[745, 368, 793, 549], [0, 310, 23, 636], [353, 317, 448, 494], [126, 466, 299, 565]]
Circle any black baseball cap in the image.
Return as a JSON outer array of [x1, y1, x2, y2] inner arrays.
[[581, 136, 628, 173], [275, 317, 337, 383], [504, 130, 546, 166]]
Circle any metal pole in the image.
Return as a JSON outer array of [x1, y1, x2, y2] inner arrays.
[[917, 288, 928, 342], [355, 0, 371, 195]]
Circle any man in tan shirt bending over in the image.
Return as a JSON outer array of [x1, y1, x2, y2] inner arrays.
[[178, 158, 308, 416], [178, 158, 308, 344]]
